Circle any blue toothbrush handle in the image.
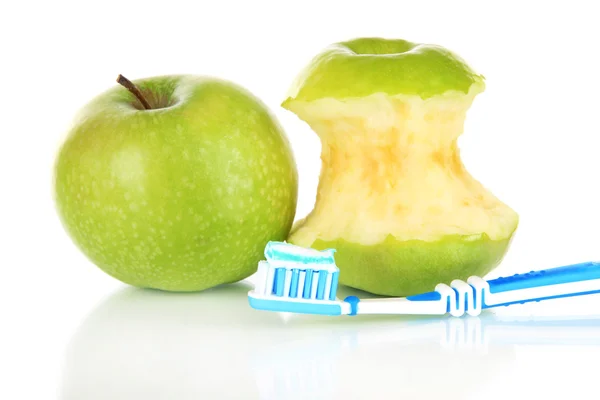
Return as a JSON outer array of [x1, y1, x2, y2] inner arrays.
[[486, 261, 600, 293], [407, 261, 600, 317], [481, 261, 600, 309]]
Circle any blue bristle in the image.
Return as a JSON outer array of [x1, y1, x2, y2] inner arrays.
[[276, 268, 285, 296], [316, 271, 328, 300], [329, 272, 339, 300], [272, 269, 280, 295], [303, 270, 314, 298], [289, 269, 299, 298]]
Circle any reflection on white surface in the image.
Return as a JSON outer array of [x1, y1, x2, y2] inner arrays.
[[59, 281, 600, 400]]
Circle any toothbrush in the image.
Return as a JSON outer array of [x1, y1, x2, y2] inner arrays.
[[247, 241, 600, 317]]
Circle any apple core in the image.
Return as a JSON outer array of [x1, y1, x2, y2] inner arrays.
[[282, 38, 519, 296]]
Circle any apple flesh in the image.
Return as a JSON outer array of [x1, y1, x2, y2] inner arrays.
[[53, 75, 298, 291], [283, 38, 519, 296]]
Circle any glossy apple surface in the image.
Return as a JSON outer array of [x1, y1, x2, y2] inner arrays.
[[54, 75, 298, 291]]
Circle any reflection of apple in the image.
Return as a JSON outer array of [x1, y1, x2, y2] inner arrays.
[[59, 281, 516, 399], [59, 283, 285, 399], [53, 75, 298, 291]]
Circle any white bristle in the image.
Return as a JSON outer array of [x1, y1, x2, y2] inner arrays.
[[283, 269, 292, 297], [297, 271, 306, 298], [324, 273, 333, 300], [255, 261, 268, 294], [265, 264, 275, 295], [311, 274, 319, 299]]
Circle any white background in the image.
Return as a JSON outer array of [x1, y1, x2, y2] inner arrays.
[[2, 1, 600, 398]]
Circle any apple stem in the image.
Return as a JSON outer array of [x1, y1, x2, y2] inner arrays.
[[116, 74, 152, 110]]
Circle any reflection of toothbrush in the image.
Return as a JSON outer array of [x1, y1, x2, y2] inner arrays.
[[250, 313, 600, 400], [248, 241, 600, 317]]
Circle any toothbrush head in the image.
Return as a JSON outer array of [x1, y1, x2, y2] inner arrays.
[[248, 241, 349, 315]]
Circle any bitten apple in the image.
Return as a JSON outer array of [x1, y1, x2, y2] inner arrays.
[[282, 38, 518, 296]]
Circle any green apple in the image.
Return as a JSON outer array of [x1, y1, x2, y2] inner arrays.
[[53, 75, 298, 291], [282, 37, 519, 297]]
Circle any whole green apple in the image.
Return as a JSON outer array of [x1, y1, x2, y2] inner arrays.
[[282, 37, 519, 297], [53, 75, 298, 291]]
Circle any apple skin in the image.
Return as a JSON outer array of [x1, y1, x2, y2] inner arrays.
[[282, 37, 485, 105], [307, 235, 513, 297], [53, 75, 298, 291]]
